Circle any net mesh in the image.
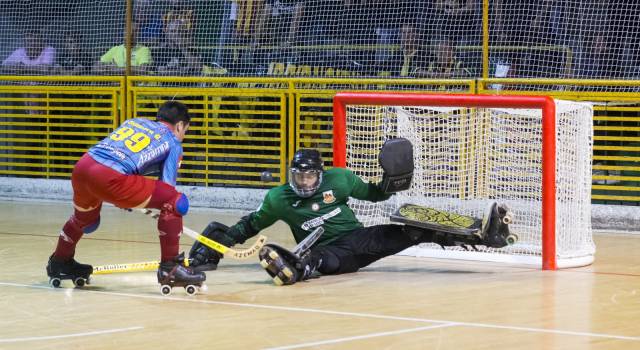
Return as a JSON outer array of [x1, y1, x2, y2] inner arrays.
[[0, 0, 125, 77], [0, 1, 636, 81], [490, 1, 640, 80], [345, 100, 594, 264]]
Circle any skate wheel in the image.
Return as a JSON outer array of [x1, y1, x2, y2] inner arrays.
[[85, 276, 91, 285], [506, 234, 518, 245], [282, 267, 294, 279], [268, 250, 279, 260], [73, 277, 86, 287], [160, 284, 172, 296], [502, 213, 514, 225], [50, 278, 61, 288], [260, 259, 270, 269], [273, 276, 284, 286], [185, 285, 197, 296]]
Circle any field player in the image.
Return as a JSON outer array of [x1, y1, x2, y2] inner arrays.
[[46, 101, 206, 288], [190, 143, 513, 285]]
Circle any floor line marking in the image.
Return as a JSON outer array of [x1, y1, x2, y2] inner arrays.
[[264, 323, 457, 350], [0, 326, 144, 343], [2, 281, 639, 342]]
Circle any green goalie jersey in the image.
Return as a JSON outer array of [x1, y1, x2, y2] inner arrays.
[[236, 167, 391, 246]]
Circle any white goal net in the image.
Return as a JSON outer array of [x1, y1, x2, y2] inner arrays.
[[339, 95, 594, 268]]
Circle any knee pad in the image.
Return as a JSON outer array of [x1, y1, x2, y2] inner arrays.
[[148, 181, 188, 217], [175, 193, 189, 216], [72, 206, 101, 235], [82, 216, 101, 234]]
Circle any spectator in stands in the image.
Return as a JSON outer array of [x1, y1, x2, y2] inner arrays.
[[433, 0, 477, 44], [163, 0, 195, 34], [212, 0, 236, 69], [376, 24, 430, 78], [254, 0, 305, 72], [135, 0, 164, 46], [298, 0, 345, 67], [420, 38, 471, 79], [580, 33, 615, 79], [364, 1, 428, 76], [368, 0, 403, 69], [398, 24, 430, 77], [156, 8, 202, 76], [55, 31, 91, 75], [1, 29, 55, 74], [94, 22, 153, 75], [1, 29, 54, 117], [209, 0, 267, 74]]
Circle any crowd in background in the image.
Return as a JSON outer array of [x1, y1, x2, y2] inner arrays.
[[0, 0, 639, 80]]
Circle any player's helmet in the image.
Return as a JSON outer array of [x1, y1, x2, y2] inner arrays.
[[289, 149, 323, 198]]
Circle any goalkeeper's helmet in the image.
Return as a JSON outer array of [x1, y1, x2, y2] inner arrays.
[[289, 149, 323, 198]]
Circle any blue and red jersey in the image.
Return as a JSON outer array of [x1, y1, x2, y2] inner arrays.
[[88, 118, 183, 186]]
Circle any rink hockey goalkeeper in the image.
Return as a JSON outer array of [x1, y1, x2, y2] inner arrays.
[[190, 139, 515, 285]]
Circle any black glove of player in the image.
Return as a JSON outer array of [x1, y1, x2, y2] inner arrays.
[[378, 138, 414, 193], [189, 221, 230, 271]]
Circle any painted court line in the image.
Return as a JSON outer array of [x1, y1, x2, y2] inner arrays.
[[264, 323, 457, 350], [2, 282, 639, 342], [0, 326, 144, 343]]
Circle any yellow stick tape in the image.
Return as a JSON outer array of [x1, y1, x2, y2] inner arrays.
[[93, 261, 159, 275], [182, 226, 228, 254]]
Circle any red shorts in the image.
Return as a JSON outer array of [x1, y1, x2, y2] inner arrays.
[[72, 154, 156, 209]]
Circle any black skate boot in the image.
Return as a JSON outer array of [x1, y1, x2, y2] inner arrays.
[[157, 256, 206, 296], [259, 244, 320, 286], [46, 255, 93, 288], [479, 202, 518, 248]]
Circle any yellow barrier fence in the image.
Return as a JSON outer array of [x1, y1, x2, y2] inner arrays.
[[0, 75, 638, 203], [0, 76, 124, 178]]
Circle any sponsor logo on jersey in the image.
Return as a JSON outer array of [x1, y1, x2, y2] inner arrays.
[[137, 141, 169, 167], [322, 190, 336, 204], [311, 203, 320, 211], [301, 208, 341, 231], [291, 200, 301, 208]]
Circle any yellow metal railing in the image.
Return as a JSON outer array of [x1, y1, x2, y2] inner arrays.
[[0, 75, 639, 203], [0, 76, 124, 178], [126, 76, 474, 187], [127, 76, 290, 187]]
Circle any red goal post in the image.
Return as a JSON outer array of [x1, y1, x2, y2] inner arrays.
[[333, 92, 594, 270]]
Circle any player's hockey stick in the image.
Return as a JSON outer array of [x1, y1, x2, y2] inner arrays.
[[137, 209, 267, 260]]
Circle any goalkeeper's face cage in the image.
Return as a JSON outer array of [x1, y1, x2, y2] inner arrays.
[[289, 168, 322, 198]]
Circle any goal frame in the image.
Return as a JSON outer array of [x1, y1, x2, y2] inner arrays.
[[333, 92, 559, 270]]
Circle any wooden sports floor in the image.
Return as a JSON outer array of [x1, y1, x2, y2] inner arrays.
[[0, 200, 638, 350]]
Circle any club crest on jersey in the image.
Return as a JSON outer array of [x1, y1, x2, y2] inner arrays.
[[322, 190, 336, 204]]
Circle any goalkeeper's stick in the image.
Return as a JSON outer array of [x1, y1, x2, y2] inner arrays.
[[137, 209, 267, 260]]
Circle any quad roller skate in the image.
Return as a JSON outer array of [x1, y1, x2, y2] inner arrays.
[[259, 246, 297, 286], [157, 259, 206, 296], [478, 202, 518, 248], [259, 244, 320, 286], [46, 255, 93, 288]]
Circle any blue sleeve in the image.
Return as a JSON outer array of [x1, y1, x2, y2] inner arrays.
[[159, 143, 182, 186]]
